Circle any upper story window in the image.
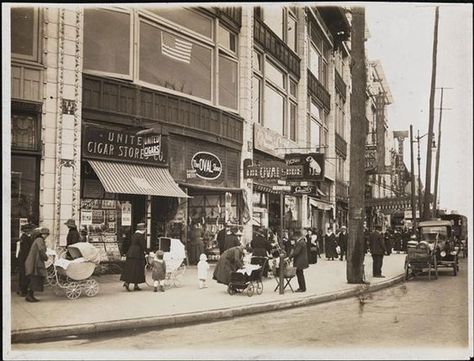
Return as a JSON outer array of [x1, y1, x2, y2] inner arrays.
[[308, 96, 327, 150], [259, 6, 298, 53], [308, 21, 330, 88], [84, 8, 132, 78], [254, 51, 298, 141], [335, 93, 345, 137], [11, 7, 40, 62], [83, 8, 239, 111]]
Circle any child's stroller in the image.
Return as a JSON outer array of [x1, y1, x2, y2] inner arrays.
[[227, 258, 267, 297], [46, 242, 101, 299], [145, 237, 186, 288]]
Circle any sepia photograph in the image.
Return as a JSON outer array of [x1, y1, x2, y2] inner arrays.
[[2, 2, 473, 360]]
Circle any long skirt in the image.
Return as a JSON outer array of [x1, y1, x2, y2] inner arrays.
[[28, 275, 45, 292], [120, 257, 145, 284], [308, 248, 318, 264]]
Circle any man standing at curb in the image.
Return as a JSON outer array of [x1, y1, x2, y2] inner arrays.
[[338, 226, 348, 261], [369, 225, 386, 278], [289, 230, 308, 292]]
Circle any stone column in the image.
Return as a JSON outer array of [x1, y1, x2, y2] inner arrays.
[[41, 7, 83, 247], [239, 6, 254, 245]]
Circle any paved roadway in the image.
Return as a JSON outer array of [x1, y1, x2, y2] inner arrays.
[[13, 258, 469, 359]]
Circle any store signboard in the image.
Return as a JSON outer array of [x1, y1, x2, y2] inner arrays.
[[244, 161, 303, 180], [121, 201, 132, 226], [284, 153, 325, 181], [404, 210, 420, 219], [254, 123, 297, 159], [272, 185, 292, 191], [191, 152, 222, 180], [81, 209, 92, 226], [82, 125, 168, 166]]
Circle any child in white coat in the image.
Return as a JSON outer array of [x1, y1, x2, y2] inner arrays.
[[197, 253, 209, 289]]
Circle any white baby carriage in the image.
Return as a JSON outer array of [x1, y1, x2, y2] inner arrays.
[[46, 242, 101, 299], [145, 238, 187, 288]]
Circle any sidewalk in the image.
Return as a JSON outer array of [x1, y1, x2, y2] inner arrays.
[[10, 253, 406, 342]]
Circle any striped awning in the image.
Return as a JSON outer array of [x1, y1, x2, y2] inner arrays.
[[88, 160, 189, 198]]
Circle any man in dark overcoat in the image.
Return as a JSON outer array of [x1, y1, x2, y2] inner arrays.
[[369, 226, 387, 278], [17, 223, 35, 297], [120, 222, 147, 291], [216, 226, 227, 255], [338, 226, 348, 261], [223, 226, 240, 251], [289, 230, 309, 292]]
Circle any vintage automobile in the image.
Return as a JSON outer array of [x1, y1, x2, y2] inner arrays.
[[418, 220, 460, 276], [441, 213, 468, 258]]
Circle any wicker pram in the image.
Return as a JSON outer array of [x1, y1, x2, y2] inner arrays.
[[227, 261, 265, 297], [46, 242, 101, 299]]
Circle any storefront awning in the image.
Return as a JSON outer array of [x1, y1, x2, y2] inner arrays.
[[88, 160, 190, 198], [309, 197, 333, 211]]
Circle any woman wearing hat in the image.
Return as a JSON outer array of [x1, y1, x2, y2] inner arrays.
[[17, 223, 35, 297], [223, 226, 241, 252], [24, 227, 50, 302], [120, 223, 147, 291], [65, 218, 80, 246]]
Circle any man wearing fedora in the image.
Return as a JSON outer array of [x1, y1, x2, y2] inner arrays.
[[17, 223, 36, 297], [120, 222, 147, 291], [65, 218, 80, 246]]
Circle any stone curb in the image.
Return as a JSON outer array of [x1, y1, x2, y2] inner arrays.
[[11, 273, 405, 343]]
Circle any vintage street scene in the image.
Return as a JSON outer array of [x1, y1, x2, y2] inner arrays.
[[2, 2, 472, 360]]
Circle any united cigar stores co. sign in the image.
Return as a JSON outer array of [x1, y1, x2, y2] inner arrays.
[[190, 152, 222, 180]]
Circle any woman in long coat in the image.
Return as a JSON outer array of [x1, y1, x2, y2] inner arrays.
[[188, 222, 204, 265], [325, 228, 337, 260], [213, 245, 244, 285], [120, 223, 147, 291], [24, 227, 50, 302]]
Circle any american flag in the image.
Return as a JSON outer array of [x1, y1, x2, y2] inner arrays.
[[161, 32, 193, 64]]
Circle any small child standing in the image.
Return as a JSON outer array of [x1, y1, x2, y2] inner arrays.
[[152, 250, 166, 292], [197, 253, 209, 289]]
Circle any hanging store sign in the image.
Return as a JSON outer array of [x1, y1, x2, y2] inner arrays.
[[293, 185, 314, 194], [254, 123, 298, 159], [244, 160, 304, 180], [82, 125, 168, 166], [121, 201, 132, 226], [284, 153, 325, 181], [191, 152, 222, 180]]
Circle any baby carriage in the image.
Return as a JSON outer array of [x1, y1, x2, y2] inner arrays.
[[46, 242, 101, 299], [227, 260, 266, 297], [145, 237, 186, 288]]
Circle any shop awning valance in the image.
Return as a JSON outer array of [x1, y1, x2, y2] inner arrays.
[[309, 197, 332, 211], [88, 160, 190, 198]]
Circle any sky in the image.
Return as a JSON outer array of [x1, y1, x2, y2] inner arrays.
[[364, 2, 473, 218]]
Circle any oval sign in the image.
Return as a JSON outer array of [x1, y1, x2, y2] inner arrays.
[[191, 152, 222, 180]]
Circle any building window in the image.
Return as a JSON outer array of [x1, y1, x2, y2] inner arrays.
[[289, 102, 297, 141], [83, 8, 239, 111], [84, 9, 131, 77], [336, 155, 345, 181], [310, 118, 320, 148], [11, 114, 38, 150], [264, 84, 285, 135], [265, 59, 285, 89], [335, 94, 345, 137], [308, 22, 330, 88], [252, 75, 261, 124], [308, 96, 327, 150], [11, 7, 39, 62], [260, 6, 298, 53], [139, 21, 212, 101]]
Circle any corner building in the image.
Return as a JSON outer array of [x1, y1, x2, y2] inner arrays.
[[9, 5, 352, 267]]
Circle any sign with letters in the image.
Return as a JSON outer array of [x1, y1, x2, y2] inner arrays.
[[82, 125, 168, 166], [284, 153, 325, 181], [244, 161, 303, 180], [191, 152, 222, 180]]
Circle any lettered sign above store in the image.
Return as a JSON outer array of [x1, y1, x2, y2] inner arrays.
[[284, 153, 325, 181], [82, 125, 168, 166], [191, 152, 222, 180]]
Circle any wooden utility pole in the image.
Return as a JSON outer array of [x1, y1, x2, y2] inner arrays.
[[423, 6, 439, 220], [417, 130, 423, 218], [347, 7, 366, 284], [433, 87, 449, 217], [409, 125, 417, 232]]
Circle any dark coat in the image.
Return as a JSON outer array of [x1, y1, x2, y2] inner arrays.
[[291, 237, 309, 270], [338, 232, 348, 251], [25, 236, 48, 278], [152, 259, 166, 281], [66, 227, 81, 246], [189, 227, 204, 265], [325, 233, 337, 258], [213, 246, 243, 285], [120, 232, 146, 284], [251, 233, 271, 257], [216, 228, 227, 254], [18, 233, 33, 266], [369, 231, 386, 255], [224, 233, 240, 252]]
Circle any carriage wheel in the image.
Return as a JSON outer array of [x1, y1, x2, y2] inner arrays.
[[144, 265, 154, 287], [84, 279, 99, 297], [256, 280, 263, 295], [65, 282, 82, 300], [246, 282, 255, 297], [227, 285, 236, 295]]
